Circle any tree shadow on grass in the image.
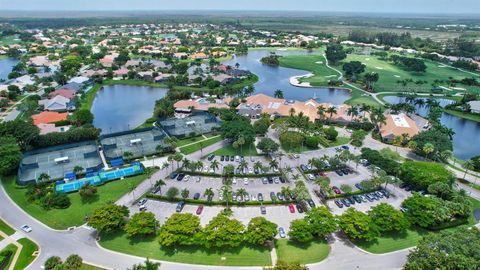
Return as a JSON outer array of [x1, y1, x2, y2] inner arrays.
[[80, 194, 100, 204]]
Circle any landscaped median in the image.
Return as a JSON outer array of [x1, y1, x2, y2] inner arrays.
[[1, 169, 156, 230], [275, 239, 330, 264], [98, 231, 272, 266]]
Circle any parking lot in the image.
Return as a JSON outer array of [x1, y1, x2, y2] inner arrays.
[[130, 199, 305, 232], [327, 186, 412, 215]]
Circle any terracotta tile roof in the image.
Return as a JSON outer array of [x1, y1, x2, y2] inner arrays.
[[32, 111, 69, 125], [48, 89, 75, 99], [380, 113, 420, 140]]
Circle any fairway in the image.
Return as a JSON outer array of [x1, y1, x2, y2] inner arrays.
[[2, 172, 154, 230], [99, 232, 272, 266], [275, 239, 330, 264], [280, 53, 339, 86]]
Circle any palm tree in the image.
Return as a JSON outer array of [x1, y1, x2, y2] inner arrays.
[[285, 166, 293, 175], [73, 166, 84, 176], [182, 158, 191, 170], [274, 89, 284, 99], [236, 188, 248, 203], [360, 104, 371, 119], [37, 172, 50, 183], [292, 174, 300, 182], [281, 186, 292, 197], [210, 160, 220, 172], [239, 160, 248, 171], [181, 188, 189, 199], [254, 161, 263, 172], [407, 140, 417, 151], [154, 179, 166, 195], [196, 161, 204, 171], [269, 159, 279, 171], [317, 105, 326, 122], [423, 143, 435, 160], [204, 188, 214, 201], [463, 160, 474, 180], [440, 150, 454, 164], [326, 106, 337, 121], [392, 136, 403, 152], [219, 185, 232, 208], [161, 162, 169, 172]]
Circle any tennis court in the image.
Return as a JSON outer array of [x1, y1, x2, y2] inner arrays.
[[17, 141, 102, 185], [100, 127, 168, 160], [159, 112, 221, 138], [55, 176, 102, 193]]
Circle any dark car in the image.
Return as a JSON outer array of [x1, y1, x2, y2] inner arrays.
[[260, 206, 266, 215], [365, 194, 374, 202], [268, 177, 273, 184], [170, 172, 178, 179], [352, 195, 362, 204], [355, 183, 363, 190], [276, 192, 284, 201], [193, 193, 200, 200], [207, 154, 215, 161], [258, 193, 264, 201], [177, 173, 185, 181], [341, 198, 351, 207], [370, 192, 379, 200], [270, 192, 277, 201], [296, 204, 304, 213], [300, 164, 308, 172], [220, 155, 225, 161], [334, 200, 344, 208], [230, 155, 234, 161], [307, 199, 316, 207], [196, 205, 204, 215], [341, 169, 349, 175], [380, 189, 390, 198], [225, 155, 230, 161], [341, 145, 350, 150], [335, 170, 344, 176], [240, 156, 245, 162], [176, 201, 185, 212], [254, 168, 259, 174], [346, 197, 355, 205], [279, 176, 286, 183]]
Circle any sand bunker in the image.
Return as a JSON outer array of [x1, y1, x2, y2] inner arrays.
[[375, 67, 384, 70], [315, 61, 323, 64], [394, 75, 401, 78]]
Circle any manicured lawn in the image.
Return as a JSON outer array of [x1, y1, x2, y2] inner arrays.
[[99, 232, 272, 266], [179, 136, 224, 155], [79, 264, 106, 270], [328, 136, 351, 147], [210, 143, 259, 156], [354, 197, 480, 254], [0, 218, 15, 236], [444, 109, 480, 123], [14, 238, 39, 270], [2, 172, 154, 230], [275, 239, 330, 264], [177, 135, 209, 147], [280, 52, 339, 87]]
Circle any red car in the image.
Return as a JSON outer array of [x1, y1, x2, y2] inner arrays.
[[288, 204, 295, 213], [196, 205, 204, 215], [332, 186, 342, 194], [319, 171, 327, 177]]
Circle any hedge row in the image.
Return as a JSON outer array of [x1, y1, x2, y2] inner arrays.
[[428, 218, 469, 231], [178, 170, 283, 178], [146, 193, 294, 206]]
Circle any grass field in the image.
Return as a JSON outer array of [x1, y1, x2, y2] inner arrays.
[[177, 135, 211, 147], [275, 239, 330, 264], [0, 244, 17, 269], [342, 54, 480, 95], [443, 108, 480, 123], [14, 238, 38, 270], [0, 219, 15, 236], [210, 142, 259, 156], [179, 136, 224, 155], [99, 232, 271, 266], [0, 36, 20, 46], [354, 197, 480, 253], [1, 172, 154, 230], [79, 264, 106, 270]]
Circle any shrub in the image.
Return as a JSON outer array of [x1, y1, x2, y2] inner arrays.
[[324, 127, 338, 141], [279, 131, 305, 150], [304, 136, 320, 149]]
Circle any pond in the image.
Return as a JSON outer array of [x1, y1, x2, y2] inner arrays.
[[91, 85, 167, 134], [223, 49, 351, 104], [0, 58, 19, 81], [383, 95, 480, 160]]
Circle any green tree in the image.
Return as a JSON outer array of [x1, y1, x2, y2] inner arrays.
[[305, 207, 337, 238], [368, 203, 409, 233], [244, 217, 278, 245], [202, 213, 245, 248], [64, 254, 83, 270], [128, 259, 161, 270], [87, 204, 129, 233], [166, 187, 179, 199], [338, 208, 379, 241], [257, 138, 279, 155], [61, 55, 82, 73], [342, 61, 366, 77], [325, 44, 346, 65], [288, 219, 313, 242], [265, 260, 309, 270], [181, 188, 190, 199], [0, 120, 39, 150], [125, 212, 158, 237], [0, 136, 22, 176], [44, 256, 62, 270], [158, 213, 202, 246], [78, 182, 97, 200]]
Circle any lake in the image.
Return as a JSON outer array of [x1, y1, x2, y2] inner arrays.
[[383, 96, 480, 160], [223, 49, 351, 104], [91, 85, 167, 134], [0, 58, 19, 81]]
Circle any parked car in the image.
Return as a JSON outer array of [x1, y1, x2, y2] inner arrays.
[[169, 172, 178, 179], [196, 176, 201, 183], [278, 227, 286, 238], [193, 193, 200, 200], [268, 177, 274, 184], [296, 204, 304, 213], [332, 186, 342, 194], [341, 198, 351, 207], [244, 178, 249, 185], [232, 178, 237, 185], [254, 168, 259, 174], [276, 192, 284, 201], [341, 145, 350, 150], [307, 199, 316, 208], [270, 192, 277, 201], [355, 183, 363, 190], [139, 205, 147, 212], [365, 194, 374, 202], [183, 175, 190, 182], [240, 156, 245, 162], [196, 205, 204, 215], [260, 206, 266, 215], [346, 197, 355, 205], [258, 193, 264, 201], [288, 204, 295, 213], [232, 193, 237, 201], [230, 155, 235, 162], [176, 201, 185, 212], [307, 174, 315, 181], [380, 189, 390, 198], [225, 156, 230, 162], [352, 195, 362, 204], [334, 200, 344, 208], [300, 165, 308, 172], [137, 198, 147, 206], [207, 154, 215, 161], [220, 155, 225, 161], [279, 176, 286, 183], [177, 173, 185, 181], [319, 171, 327, 177], [335, 170, 344, 176], [274, 177, 280, 184], [262, 177, 268, 184], [248, 167, 254, 174]]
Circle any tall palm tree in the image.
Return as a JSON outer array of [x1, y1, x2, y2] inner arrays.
[[254, 161, 263, 172], [236, 188, 248, 204], [317, 105, 326, 122], [161, 162, 169, 172], [204, 188, 214, 200], [326, 106, 337, 121], [269, 159, 279, 171], [219, 185, 232, 208], [423, 143, 435, 160], [239, 160, 248, 171], [463, 160, 474, 180], [360, 104, 371, 119], [154, 179, 166, 195], [210, 160, 220, 172], [182, 158, 191, 170]]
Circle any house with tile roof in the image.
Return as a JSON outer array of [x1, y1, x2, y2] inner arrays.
[[32, 111, 69, 125], [379, 113, 420, 142]]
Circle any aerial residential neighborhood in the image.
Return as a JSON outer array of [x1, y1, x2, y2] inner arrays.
[[0, 1, 479, 270]]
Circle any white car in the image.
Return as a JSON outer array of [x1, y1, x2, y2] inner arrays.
[[274, 177, 280, 184], [21, 225, 32, 233], [244, 178, 249, 185], [196, 177, 201, 182], [273, 167, 279, 173], [232, 178, 237, 185], [219, 194, 224, 201], [184, 175, 190, 182], [307, 174, 314, 180], [251, 194, 257, 201], [203, 166, 209, 173], [248, 167, 253, 174], [235, 156, 240, 162]]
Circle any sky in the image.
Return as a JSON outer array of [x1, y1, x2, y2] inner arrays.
[[0, 0, 479, 14]]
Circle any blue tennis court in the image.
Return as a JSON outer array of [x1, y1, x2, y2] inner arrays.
[[56, 176, 102, 193]]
